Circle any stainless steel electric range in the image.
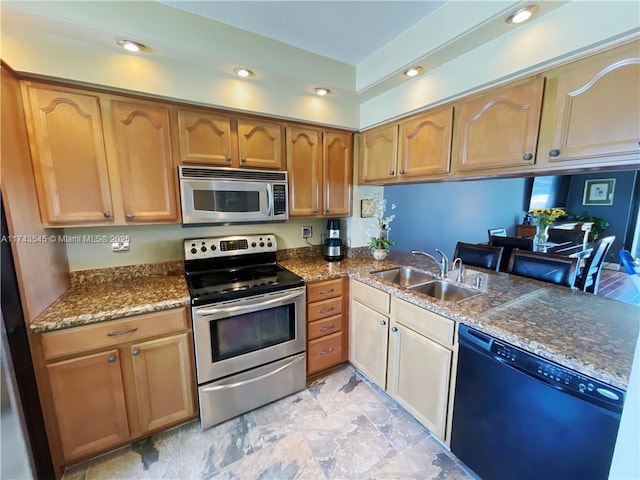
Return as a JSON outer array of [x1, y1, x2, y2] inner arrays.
[[183, 234, 306, 429]]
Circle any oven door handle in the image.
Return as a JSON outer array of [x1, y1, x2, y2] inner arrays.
[[195, 289, 303, 318], [200, 354, 304, 393]]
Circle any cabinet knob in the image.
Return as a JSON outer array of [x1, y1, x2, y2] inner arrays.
[[549, 149, 560, 157], [522, 153, 533, 161], [125, 213, 133, 220], [225, 155, 232, 162], [103, 212, 111, 219], [324, 209, 329, 214], [391, 326, 398, 332], [399, 169, 405, 175], [389, 171, 395, 176], [132, 348, 140, 356], [107, 355, 116, 363], [241, 156, 247, 163], [380, 320, 386, 326], [314, 210, 319, 214]]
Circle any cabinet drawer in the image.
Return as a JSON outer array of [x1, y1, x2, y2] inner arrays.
[[391, 298, 454, 347], [307, 278, 344, 302], [308, 314, 342, 340], [351, 279, 390, 315], [307, 332, 343, 375], [42, 308, 188, 361], [307, 297, 342, 322]]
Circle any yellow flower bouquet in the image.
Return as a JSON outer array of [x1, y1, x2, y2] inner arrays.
[[530, 208, 566, 229]]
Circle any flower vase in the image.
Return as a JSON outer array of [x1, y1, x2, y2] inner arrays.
[[535, 225, 550, 246], [372, 249, 388, 260]]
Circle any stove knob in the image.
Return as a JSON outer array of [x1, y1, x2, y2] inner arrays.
[[210, 245, 217, 251], [200, 246, 207, 252], [259, 242, 265, 247], [190, 248, 197, 254], [251, 242, 257, 247], [267, 242, 273, 247]]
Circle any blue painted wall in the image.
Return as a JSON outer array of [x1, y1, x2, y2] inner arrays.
[[565, 171, 638, 262], [385, 177, 529, 259]]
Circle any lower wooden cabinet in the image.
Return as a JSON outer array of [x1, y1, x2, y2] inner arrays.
[[349, 297, 390, 388], [42, 308, 196, 464], [306, 278, 348, 375]]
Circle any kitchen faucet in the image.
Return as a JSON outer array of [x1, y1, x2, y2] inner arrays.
[[411, 249, 449, 279]]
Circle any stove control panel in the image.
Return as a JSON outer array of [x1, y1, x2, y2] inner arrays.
[[184, 234, 277, 260]]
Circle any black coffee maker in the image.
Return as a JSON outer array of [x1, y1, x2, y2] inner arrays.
[[324, 219, 343, 261]]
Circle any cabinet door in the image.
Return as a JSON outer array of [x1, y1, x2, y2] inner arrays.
[[23, 85, 113, 224], [387, 320, 452, 441], [323, 131, 353, 216], [237, 119, 284, 170], [111, 101, 179, 223], [398, 106, 453, 178], [456, 77, 544, 171], [286, 127, 322, 216], [349, 300, 389, 389], [47, 350, 129, 462], [360, 124, 398, 183], [177, 109, 234, 166], [543, 44, 640, 164], [129, 333, 195, 433]]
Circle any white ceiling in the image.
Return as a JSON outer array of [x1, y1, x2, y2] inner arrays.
[[157, 1, 446, 65]]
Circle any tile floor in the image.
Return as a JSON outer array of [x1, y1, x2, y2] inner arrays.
[[63, 364, 475, 480]]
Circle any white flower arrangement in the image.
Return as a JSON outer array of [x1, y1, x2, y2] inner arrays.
[[366, 191, 397, 251]]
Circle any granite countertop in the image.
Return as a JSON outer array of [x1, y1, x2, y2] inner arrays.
[[280, 252, 640, 390], [30, 271, 190, 333]]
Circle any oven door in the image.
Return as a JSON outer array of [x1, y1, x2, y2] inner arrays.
[[180, 178, 271, 224], [192, 287, 306, 384]]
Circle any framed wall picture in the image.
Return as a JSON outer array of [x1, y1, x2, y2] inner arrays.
[[361, 199, 375, 218], [583, 179, 616, 206]]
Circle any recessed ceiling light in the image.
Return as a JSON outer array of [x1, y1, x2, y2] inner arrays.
[[506, 5, 539, 24], [234, 68, 253, 78], [403, 66, 423, 77], [314, 87, 330, 96], [117, 39, 146, 52]]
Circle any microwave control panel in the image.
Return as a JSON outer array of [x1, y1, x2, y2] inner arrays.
[[273, 184, 287, 215]]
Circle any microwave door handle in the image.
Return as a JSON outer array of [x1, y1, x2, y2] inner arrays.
[[195, 289, 303, 317], [266, 183, 274, 216]]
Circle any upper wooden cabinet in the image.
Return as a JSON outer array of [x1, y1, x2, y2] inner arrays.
[[22, 86, 114, 224], [22, 83, 180, 226], [455, 76, 545, 172], [398, 106, 453, 178], [360, 124, 398, 183], [176, 109, 234, 166], [110, 101, 179, 223], [237, 119, 284, 170], [538, 42, 640, 166], [287, 127, 352, 217]]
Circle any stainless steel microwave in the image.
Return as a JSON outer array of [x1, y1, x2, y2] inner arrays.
[[179, 166, 289, 225]]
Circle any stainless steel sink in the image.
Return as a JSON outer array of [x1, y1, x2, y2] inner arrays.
[[370, 266, 434, 287], [408, 280, 479, 302]]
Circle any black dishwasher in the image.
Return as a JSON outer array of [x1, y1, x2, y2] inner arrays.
[[451, 324, 624, 480]]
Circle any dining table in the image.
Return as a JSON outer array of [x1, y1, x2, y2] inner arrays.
[[534, 241, 594, 259]]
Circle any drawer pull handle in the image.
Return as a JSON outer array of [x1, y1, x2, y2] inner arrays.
[[318, 288, 335, 294], [107, 355, 117, 363], [319, 347, 335, 355], [318, 324, 335, 331], [319, 307, 335, 313], [132, 348, 140, 356], [107, 327, 138, 337]]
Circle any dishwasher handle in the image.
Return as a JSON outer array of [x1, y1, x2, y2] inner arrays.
[[458, 324, 493, 354]]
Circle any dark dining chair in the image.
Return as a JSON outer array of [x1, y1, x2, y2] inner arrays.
[[574, 236, 615, 294], [619, 249, 637, 275], [508, 250, 579, 287], [490, 236, 534, 272], [548, 228, 584, 245], [487, 227, 507, 242], [454, 242, 503, 271]]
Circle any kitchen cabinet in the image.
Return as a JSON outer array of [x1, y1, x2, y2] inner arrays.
[[237, 118, 284, 170], [455, 76, 544, 172], [360, 124, 398, 183], [306, 278, 348, 375], [397, 106, 453, 178], [537, 42, 640, 166], [22, 85, 114, 224], [349, 280, 390, 388], [387, 297, 455, 442], [287, 127, 353, 217], [110, 101, 179, 223], [41, 308, 195, 464], [176, 109, 234, 166], [22, 82, 180, 226]]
